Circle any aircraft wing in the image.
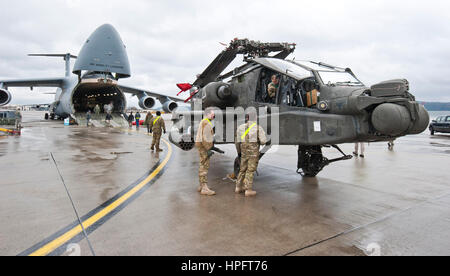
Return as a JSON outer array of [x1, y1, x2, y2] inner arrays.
[[0, 77, 65, 88], [118, 84, 185, 103]]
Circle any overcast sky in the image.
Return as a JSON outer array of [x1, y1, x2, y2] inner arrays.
[[1, 0, 450, 106]]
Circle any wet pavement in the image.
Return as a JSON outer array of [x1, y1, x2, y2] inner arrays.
[[0, 111, 449, 256]]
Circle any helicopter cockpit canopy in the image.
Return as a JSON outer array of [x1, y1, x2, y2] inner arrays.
[[253, 58, 364, 87], [253, 58, 312, 81]]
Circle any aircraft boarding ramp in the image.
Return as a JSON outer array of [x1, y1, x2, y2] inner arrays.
[[73, 113, 129, 128]]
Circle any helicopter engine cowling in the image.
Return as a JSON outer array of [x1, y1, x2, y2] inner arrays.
[[202, 82, 237, 108], [407, 104, 430, 135], [371, 103, 429, 136], [0, 89, 12, 106], [138, 96, 156, 110]]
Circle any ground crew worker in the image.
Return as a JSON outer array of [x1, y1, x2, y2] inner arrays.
[[150, 111, 166, 152], [195, 108, 216, 196], [144, 112, 153, 134], [353, 143, 365, 158], [127, 112, 134, 128], [135, 111, 141, 130], [94, 104, 101, 117], [86, 110, 91, 127], [267, 75, 279, 103], [14, 108, 22, 129], [388, 139, 395, 150], [235, 114, 267, 197]]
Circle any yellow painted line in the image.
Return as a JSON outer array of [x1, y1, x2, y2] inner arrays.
[[29, 137, 173, 256], [0, 128, 13, 133]]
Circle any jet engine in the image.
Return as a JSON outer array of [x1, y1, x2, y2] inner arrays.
[[138, 96, 156, 110], [162, 100, 178, 113], [0, 88, 12, 106]]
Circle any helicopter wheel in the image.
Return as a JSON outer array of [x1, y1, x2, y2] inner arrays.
[[297, 146, 328, 177]]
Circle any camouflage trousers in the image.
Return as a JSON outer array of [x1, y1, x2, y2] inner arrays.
[[198, 149, 210, 186], [151, 133, 162, 149], [237, 154, 259, 191]]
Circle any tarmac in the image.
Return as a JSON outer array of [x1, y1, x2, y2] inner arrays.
[[0, 111, 449, 256]]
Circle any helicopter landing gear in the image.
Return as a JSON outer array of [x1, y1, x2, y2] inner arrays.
[[297, 145, 353, 177]]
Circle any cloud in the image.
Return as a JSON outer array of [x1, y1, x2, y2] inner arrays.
[[1, 0, 450, 104]]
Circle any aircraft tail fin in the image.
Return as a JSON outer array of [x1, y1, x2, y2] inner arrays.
[[28, 53, 77, 77]]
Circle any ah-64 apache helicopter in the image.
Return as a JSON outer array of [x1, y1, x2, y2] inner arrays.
[[169, 39, 430, 177]]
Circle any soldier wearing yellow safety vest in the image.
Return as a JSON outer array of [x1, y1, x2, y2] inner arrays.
[[235, 113, 267, 197], [150, 111, 166, 152], [195, 108, 216, 196]]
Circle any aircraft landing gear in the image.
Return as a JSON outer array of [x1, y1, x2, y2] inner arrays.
[[297, 145, 353, 177]]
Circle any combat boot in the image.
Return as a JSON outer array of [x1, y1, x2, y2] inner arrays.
[[150, 145, 155, 151], [156, 148, 163, 152], [201, 185, 216, 196], [245, 190, 257, 197], [197, 184, 204, 193], [227, 173, 237, 181], [235, 186, 245, 194]]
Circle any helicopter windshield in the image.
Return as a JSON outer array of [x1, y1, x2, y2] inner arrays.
[[318, 71, 363, 86], [253, 58, 312, 80]]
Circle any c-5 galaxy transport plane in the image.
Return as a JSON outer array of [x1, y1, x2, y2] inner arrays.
[[0, 24, 183, 124], [170, 39, 430, 177]]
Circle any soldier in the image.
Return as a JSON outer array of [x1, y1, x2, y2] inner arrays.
[[388, 139, 395, 150], [144, 111, 154, 134], [135, 111, 141, 130], [14, 108, 22, 129], [127, 112, 134, 128], [150, 111, 166, 152], [267, 75, 279, 103], [86, 110, 91, 127], [195, 108, 216, 196], [353, 143, 365, 158], [94, 104, 101, 117], [235, 114, 267, 197]]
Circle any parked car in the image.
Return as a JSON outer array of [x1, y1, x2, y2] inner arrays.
[[429, 115, 450, 135], [0, 110, 17, 125]]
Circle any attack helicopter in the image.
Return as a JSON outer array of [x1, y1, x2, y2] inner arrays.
[[169, 38, 429, 177]]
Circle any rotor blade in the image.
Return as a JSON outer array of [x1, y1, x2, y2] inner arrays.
[[28, 54, 77, 59]]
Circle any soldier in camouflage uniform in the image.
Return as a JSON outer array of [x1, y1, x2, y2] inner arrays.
[[235, 114, 267, 197], [144, 111, 153, 134], [267, 75, 279, 103], [14, 108, 22, 129], [150, 111, 166, 152], [195, 108, 216, 196]]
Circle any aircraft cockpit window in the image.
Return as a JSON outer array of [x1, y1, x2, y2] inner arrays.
[[279, 76, 319, 108], [254, 58, 312, 80], [318, 71, 363, 86], [256, 70, 279, 104]]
